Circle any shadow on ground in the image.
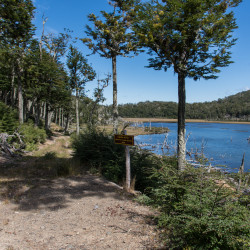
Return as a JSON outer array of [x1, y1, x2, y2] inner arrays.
[[0, 155, 126, 212]]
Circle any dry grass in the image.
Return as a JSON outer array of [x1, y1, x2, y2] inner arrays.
[[98, 124, 168, 135], [32, 135, 73, 158]]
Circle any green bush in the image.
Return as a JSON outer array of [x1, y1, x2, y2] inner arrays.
[[19, 121, 46, 150], [71, 129, 168, 190], [148, 165, 250, 249], [72, 129, 126, 183]]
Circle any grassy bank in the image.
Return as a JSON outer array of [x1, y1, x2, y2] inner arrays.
[[97, 124, 169, 135], [124, 117, 250, 124]]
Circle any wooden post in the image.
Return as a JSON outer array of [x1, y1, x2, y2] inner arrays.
[[124, 130, 131, 191]]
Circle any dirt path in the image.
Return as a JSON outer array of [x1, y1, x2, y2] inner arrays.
[[0, 134, 161, 250]]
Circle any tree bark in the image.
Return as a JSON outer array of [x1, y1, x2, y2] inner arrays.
[[177, 73, 186, 171], [59, 108, 61, 127], [11, 64, 16, 107], [112, 55, 118, 134], [45, 102, 50, 130], [17, 73, 24, 124], [35, 100, 41, 127], [76, 88, 80, 135], [64, 113, 69, 133]]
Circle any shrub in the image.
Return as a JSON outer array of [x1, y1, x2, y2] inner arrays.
[[148, 165, 250, 249], [72, 129, 250, 248], [72, 129, 125, 183], [71, 129, 169, 190], [19, 121, 46, 150]]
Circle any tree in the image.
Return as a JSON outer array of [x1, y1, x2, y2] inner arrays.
[[87, 75, 110, 129], [42, 29, 72, 130], [67, 45, 96, 135], [0, 0, 35, 123], [133, 0, 241, 170], [82, 1, 138, 134]]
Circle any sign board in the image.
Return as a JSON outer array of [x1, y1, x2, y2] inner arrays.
[[114, 134, 134, 146]]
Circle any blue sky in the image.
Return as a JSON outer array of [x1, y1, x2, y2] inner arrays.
[[32, 0, 250, 105]]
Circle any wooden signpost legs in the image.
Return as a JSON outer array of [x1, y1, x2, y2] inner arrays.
[[124, 130, 131, 191], [125, 144, 131, 191], [114, 130, 134, 192]]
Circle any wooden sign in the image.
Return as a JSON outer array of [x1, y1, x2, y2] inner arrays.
[[114, 134, 134, 146]]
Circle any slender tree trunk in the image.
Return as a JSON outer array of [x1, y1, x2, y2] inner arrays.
[[48, 111, 53, 128], [42, 102, 46, 119], [64, 113, 69, 133], [112, 55, 118, 134], [45, 102, 49, 130], [59, 108, 61, 127], [177, 73, 186, 171], [35, 100, 41, 127], [61, 108, 64, 127], [11, 65, 16, 107], [17, 73, 24, 124], [55, 108, 58, 124], [76, 88, 80, 135]]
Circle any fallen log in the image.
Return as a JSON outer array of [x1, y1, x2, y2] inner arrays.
[[0, 132, 26, 157]]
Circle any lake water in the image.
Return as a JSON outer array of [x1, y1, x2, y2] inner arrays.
[[135, 122, 250, 173]]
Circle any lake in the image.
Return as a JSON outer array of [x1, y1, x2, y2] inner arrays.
[[135, 122, 250, 173]]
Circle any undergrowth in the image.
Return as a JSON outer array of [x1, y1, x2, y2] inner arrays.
[[72, 129, 250, 249]]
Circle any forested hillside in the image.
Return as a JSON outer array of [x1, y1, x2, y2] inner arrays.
[[118, 90, 250, 121]]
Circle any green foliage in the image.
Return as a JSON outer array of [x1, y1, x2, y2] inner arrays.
[[0, 0, 35, 46], [72, 129, 125, 182], [148, 165, 250, 249], [72, 130, 250, 248], [72, 129, 176, 191], [83, 2, 138, 59], [19, 121, 46, 150], [0, 101, 18, 133], [134, 0, 241, 80]]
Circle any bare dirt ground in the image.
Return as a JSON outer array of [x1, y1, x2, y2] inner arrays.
[[0, 133, 161, 250]]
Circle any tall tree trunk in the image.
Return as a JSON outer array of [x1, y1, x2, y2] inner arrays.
[[35, 100, 41, 127], [76, 88, 80, 135], [45, 102, 49, 130], [43, 102, 46, 119], [48, 111, 53, 128], [112, 55, 118, 134], [17, 74, 24, 124], [177, 73, 186, 171], [59, 108, 61, 127], [11, 65, 16, 107], [55, 108, 58, 124], [61, 108, 64, 127], [64, 113, 70, 133], [17, 54, 25, 124]]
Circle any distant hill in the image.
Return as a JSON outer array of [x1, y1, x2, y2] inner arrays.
[[118, 90, 250, 121]]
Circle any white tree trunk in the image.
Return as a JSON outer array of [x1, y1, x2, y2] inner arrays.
[[112, 55, 118, 134], [177, 73, 186, 171]]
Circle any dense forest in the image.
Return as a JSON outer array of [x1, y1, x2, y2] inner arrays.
[[0, 0, 109, 135], [118, 90, 250, 121]]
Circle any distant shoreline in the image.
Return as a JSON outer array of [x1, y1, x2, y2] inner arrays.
[[123, 118, 250, 125]]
